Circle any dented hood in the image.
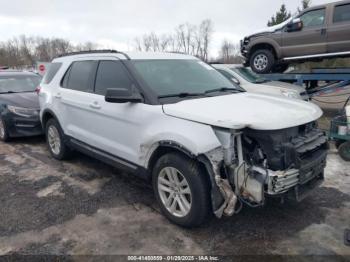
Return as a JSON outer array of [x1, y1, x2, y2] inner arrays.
[[162, 93, 322, 130]]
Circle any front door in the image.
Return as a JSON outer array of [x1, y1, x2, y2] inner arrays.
[[281, 8, 327, 58], [85, 60, 158, 164]]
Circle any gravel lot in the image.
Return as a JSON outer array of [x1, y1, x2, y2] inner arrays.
[[0, 117, 349, 257]]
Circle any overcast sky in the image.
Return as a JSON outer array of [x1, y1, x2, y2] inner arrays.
[[0, 0, 335, 57]]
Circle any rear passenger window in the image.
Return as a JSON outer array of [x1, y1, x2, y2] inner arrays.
[[94, 61, 134, 96], [334, 4, 350, 23], [42, 63, 62, 84], [65, 61, 97, 93]]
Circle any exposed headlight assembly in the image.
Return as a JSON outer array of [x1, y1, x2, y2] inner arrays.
[[7, 105, 39, 117], [281, 90, 300, 99]]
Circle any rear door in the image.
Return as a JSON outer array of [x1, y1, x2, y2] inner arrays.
[[327, 2, 350, 53], [59, 60, 98, 143], [281, 8, 327, 57]]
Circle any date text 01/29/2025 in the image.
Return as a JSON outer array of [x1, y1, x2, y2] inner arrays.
[[127, 255, 219, 261]]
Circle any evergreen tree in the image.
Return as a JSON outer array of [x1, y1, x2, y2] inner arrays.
[[267, 4, 292, 26], [298, 0, 311, 12]]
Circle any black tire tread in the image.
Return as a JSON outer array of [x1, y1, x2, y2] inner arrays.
[[0, 118, 10, 142], [152, 152, 211, 227], [45, 118, 72, 160], [250, 49, 275, 74]]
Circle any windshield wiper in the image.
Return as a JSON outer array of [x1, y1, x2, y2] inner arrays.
[[205, 87, 244, 94], [0, 91, 17, 94], [158, 92, 206, 99], [0, 91, 35, 94]]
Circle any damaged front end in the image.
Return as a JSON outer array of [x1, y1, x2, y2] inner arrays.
[[204, 122, 328, 218]]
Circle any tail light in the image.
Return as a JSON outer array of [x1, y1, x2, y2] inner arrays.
[[35, 86, 41, 94]]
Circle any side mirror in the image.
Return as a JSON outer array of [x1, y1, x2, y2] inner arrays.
[[105, 88, 143, 103], [231, 78, 240, 85], [286, 18, 303, 32]]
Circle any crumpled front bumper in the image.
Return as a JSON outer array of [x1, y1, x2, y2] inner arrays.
[[261, 148, 327, 200]]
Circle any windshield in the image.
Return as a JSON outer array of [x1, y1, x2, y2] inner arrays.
[[0, 75, 41, 94], [232, 67, 267, 84], [133, 59, 242, 97]]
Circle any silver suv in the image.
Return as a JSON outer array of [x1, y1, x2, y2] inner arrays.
[[39, 50, 328, 227]]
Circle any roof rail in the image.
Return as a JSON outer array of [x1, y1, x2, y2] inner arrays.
[[57, 50, 131, 60]]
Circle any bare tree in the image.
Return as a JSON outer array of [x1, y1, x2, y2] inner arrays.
[[134, 19, 214, 61], [0, 35, 100, 67], [219, 40, 243, 64], [198, 19, 213, 61], [134, 37, 143, 51], [175, 23, 196, 54]]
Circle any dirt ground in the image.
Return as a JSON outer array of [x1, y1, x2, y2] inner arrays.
[[0, 136, 349, 257], [0, 105, 349, 258]]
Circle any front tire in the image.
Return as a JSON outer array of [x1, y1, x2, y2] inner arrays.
[[0, 118, 10, 142], [152, 153, 211, 227], [250, 49, 275, 74], [45, 118, 71, 160]]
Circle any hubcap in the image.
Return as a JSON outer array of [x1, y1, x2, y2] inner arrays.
[[157, 167, 192, 217], [253, 54, 268, 71], [0, 119, 5, 139], [47, 125, 61, 155]]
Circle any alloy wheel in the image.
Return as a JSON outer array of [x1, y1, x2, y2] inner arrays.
[[157, 167, 192, 217], [47, 125, 61, 155]]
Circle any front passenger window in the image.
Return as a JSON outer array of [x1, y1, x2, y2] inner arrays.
[[299, 9, 326, 28], [95, 61, 134, 96]]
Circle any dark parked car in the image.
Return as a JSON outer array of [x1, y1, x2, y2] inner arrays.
[[241, 0, 350, 73], [0, 71, 42, 141]]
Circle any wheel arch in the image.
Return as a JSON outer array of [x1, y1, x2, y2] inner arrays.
[[147, 141, 197, 172], [249, 41, 280, 60], [41, 109, 60, 129]]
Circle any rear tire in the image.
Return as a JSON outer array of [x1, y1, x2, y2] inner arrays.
[[0, 118, 10, 142], [45, 118, 71, 160], [250, 49, 275, 74], [338, 141, 350, 162], [152, 153, 211, 227]]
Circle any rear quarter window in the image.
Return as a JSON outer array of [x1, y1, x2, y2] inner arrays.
[[333, 4, 350, 23], [42, 63, 62, 84]]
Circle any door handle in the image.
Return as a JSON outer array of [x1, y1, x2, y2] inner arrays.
[[89, 102, 101, 109], [316, 28, 327, 35], [54, 93, 61, 99]]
